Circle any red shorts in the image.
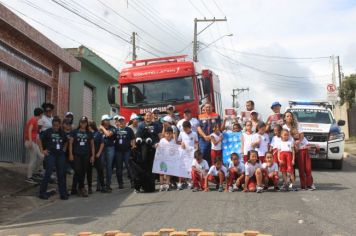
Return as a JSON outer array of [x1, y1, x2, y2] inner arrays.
[[211, 149, 222, 164], [279, 151, 294, 173], [247, 175, 257, 190], [272, 148, 279, 165], [207, 172, 226, 184]]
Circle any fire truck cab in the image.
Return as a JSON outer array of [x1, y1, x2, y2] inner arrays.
[[108, 55, 222, 120]]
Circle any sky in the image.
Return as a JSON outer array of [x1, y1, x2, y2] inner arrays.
[[2, 0, 356, 118]]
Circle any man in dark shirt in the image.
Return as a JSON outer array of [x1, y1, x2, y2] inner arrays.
[[38, 117, 68, 200]]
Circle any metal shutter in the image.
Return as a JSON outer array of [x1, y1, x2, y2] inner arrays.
[[0, 65, 26, 162], [83, 84, 93, 120]]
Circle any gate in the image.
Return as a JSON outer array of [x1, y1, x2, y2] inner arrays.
[[0, 65, 45, 162], [348, 107, 356, 137]]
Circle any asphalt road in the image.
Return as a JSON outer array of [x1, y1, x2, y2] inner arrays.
[[1, 157, 356, 236]]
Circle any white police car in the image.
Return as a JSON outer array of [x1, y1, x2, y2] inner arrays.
[[286, 101, 346, 169]]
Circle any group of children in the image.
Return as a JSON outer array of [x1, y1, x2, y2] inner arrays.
[[157, 108, 316, 193]]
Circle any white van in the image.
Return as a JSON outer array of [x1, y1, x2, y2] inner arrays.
[[286, 101, 346, 169]]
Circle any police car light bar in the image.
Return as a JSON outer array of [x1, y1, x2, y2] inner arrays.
[[288, 101, 330, 107]]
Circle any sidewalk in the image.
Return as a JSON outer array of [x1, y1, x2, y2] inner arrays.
[[345, 140, 356, 158], [0, 162, 52, 225]]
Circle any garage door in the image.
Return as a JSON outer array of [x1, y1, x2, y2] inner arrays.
[[0, 65, 45, 162], [83, 84, 93, 120]]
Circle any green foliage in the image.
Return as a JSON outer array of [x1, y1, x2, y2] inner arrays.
[[339, 74, 356, 107]]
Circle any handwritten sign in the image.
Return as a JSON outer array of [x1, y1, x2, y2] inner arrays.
[[152, 144, 194, 178]]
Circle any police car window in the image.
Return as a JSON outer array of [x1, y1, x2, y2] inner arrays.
[[289, 109, 333, 124]]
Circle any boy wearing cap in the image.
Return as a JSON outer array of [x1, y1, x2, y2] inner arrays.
[[100, 114, 116, 192], [266, 102, 284, 135], [129, 113, 140, 135], [114, 116, 135, 189]]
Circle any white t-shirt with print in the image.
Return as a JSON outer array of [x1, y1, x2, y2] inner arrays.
[[207, 165, 228, 177], [277, 140, 294, 152], [192, 159, 209, 172], [177, 118, 200, 133], [245, 162, 261, 177], [299, 137, 309, 149], [253, 133, 270, 157], [228, 161, 245, 174], [262, 162, 279, 174], [210, 132, 223, 150], [178, 131, 198, 149], [242, 132, 254, 155], [159, 137, 176, 145], [270, 136, 281, 149], [38, 115, 53, 132]]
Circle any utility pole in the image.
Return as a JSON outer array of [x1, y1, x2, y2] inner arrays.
[[193, 17, 227, 62], [331, 55, 336, 85], [131, 32, 137, 66], [232, 88, 249, 108], [337, 56, 342, 87]]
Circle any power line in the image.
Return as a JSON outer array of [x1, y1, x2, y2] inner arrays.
[[187, 0, 205, 17], [50, 0, 160, 57], [95, 0, 177, 53], [130, 0, 189, 44]]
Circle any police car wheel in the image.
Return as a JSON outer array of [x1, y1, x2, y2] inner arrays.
[[332, 159, 343, 170]]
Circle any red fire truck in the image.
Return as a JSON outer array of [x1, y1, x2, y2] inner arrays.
[[108, 55, 222, 120]]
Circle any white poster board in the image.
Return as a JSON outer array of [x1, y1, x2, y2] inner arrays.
[[152, 143, 194, 178]]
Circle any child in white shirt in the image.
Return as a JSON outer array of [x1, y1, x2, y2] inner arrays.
[[278, 129, 296, 191], [227, 153, 245, 192], [191, 150, 209, 192], [261, 152, 279, 191], [241, 121, 254, 163], [252, 121, 270, 163], [204, 157, 227, 192], [210, 124, 223, 165], [157, 126, 175, 191], [243, 150, 263, 193]]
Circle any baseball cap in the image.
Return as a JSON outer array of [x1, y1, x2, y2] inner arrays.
[[101, 114, 112, 121], [65, 112, 74, 117], [166, 104, 174, 110], [113, 115, 119, 120], [184, 108, 191, 113], [163, 115, 173, 123], [271, 101, 282, 109], [251, 110, 258, 114], [79, 116, 88, 122], [118, 116, 125, 121], [152, 108, 160, 113], [130, 113, 139, 120]]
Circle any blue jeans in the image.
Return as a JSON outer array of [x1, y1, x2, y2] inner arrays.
[[103, 146, 115, 187], [39, 153, 66, 197], [115, 150, 132, 185], [199, 137, 212, 166]]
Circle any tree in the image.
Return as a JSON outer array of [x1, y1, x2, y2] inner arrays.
[[339, 74, 356, 107]]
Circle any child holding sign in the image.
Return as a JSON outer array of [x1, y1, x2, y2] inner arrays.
[[158, 126, 175, 191]]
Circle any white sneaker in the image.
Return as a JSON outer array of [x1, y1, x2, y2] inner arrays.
[[256, 186, 263, 193], [308, 184, 316, 191], [233, 185, 239, 191], [228, 186, 234, 192], [187, 183, 193, 189], [159, 185, 164, 192], [177, 183, 183, 190]]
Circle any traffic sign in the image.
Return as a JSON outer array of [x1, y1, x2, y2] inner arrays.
[[327, 84, 336, 93], [327, 84, 338, 102]]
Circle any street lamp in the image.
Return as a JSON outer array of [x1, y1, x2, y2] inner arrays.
[[199, 34, 233, 52]]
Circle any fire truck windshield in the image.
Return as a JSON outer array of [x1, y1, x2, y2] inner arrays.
[[121, 76, 194, 107]]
